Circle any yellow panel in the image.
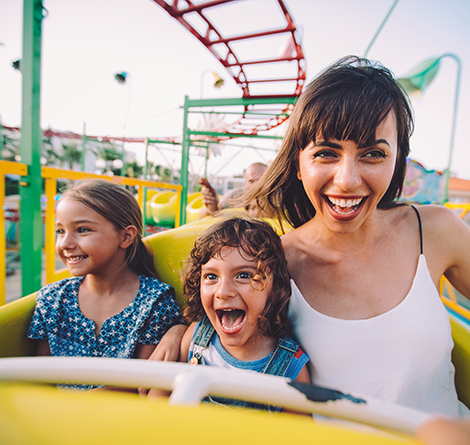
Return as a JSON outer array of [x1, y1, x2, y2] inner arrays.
[[0, 294, 37, 357], [0, 383, 416, 445], [145, 215, 293, 307], [450, 317, 470, 408], [145, 218, 213, 307]]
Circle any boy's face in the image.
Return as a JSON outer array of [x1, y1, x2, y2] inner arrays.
[[200, 247, 276, 361]]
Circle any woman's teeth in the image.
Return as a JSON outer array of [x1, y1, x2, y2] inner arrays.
[[327, 197, 364, 214]]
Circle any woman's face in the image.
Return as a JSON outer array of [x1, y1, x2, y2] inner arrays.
[[297, 112, 398, 233]]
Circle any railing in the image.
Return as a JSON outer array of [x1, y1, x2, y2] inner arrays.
[[0, 161, 28, 306], [0, 161, 183, 305], [440, 277, 470, 320], [445, 202, 470, 219], [440, 202, 470, 320]]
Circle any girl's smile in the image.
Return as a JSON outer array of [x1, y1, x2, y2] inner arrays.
[[200, 247, 275, 361], [297, 112, 398, 233]]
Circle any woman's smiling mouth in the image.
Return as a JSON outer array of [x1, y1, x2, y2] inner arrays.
[[325, 196, 367, 215]]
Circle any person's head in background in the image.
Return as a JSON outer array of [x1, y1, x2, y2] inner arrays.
[[244, 163, 268, 190]]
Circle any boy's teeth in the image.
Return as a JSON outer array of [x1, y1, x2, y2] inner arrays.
[[217, 309, 245, 330]]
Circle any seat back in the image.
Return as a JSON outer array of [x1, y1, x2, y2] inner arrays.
[[450, 317, 470, 408], [0, 294, 37, 357], [144, 219, 214, 308]]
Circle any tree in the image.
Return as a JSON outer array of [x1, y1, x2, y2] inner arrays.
[[124, 158, 143, 178], [60, 141, 82, 170]]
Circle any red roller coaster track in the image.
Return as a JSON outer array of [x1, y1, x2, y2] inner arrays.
[[3, 1, 305, 143], [151, 0, 306, 134]]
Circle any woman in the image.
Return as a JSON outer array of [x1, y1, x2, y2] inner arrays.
[[247, 56, 470, 416]]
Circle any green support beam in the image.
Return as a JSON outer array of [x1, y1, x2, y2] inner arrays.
[[19, 0, 44, 296], [81, 123, 87, 171], [189, 130, 283, 140], [185, 96, 297, 108], [147, 139, 181, 145], [177, 95, 298, 226], [179, 96, 191, 225], [0, 121, 3, 160]]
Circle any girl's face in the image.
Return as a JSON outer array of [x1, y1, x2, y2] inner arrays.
[[55, 197, 128, 277], [297, 112, 398, 234], [200, 246, 274, 361]]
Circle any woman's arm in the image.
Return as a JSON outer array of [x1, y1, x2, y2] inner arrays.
[[421, 205, 470, 299], [282, 365, 312, 417], [179, 323, 196, 363], [294, 364, 311, 384], [418, 418, 470, 445], [147, 324, 188, 362]]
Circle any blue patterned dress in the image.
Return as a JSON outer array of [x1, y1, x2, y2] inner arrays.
[[27, 275, 184, 389]]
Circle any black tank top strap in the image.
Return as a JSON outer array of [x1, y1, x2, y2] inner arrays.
[[410, 205, 423, 255]]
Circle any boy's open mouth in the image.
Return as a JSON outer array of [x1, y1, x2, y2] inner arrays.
[[216, 309, 246, 333]]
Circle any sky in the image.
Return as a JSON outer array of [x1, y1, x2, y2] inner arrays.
[[1, 0, 470, 182]]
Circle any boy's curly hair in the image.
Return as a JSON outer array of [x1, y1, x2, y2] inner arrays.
[[183, 217, 291, 338]]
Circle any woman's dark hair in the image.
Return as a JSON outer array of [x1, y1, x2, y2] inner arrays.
[[247, 55, 414, 229], [62, 179, 158, 277], [183, 217, 291, 338]]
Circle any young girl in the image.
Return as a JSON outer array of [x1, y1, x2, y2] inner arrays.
[[179, 217, 310, 411], [27, 179, 184, 388]]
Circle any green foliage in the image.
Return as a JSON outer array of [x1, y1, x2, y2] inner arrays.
[[125, 159, 143, 178], [60, 141, 82, 170], [92, 143, 122, 162], [5, 176, 19, 196], [1, 133, 20, 162]]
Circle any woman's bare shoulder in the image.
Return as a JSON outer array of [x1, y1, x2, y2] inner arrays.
[[414, 204, 470, 281], [281, 224, 311, 253], [415, 204, 466, 238]]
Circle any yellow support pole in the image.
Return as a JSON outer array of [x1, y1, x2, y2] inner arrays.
[[0, 161, 28, 306]]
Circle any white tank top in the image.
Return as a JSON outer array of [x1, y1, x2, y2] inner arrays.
[[288, 254, 462, 416]]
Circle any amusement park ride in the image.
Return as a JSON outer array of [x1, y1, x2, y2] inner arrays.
[[1, 1, 470, 444]]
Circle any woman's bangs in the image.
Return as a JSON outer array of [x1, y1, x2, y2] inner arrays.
[[314, 84, 394, 146]]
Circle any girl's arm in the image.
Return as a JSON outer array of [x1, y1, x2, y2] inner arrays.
[[144, 324, 195, 399], [147, 324, 188, 362], [36, 339, 51, 356], [134, 344, 157, 359], [137, 324, 186, 397]]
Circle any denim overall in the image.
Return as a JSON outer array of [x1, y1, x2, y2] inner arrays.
[[190, 316, 300, 413]]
